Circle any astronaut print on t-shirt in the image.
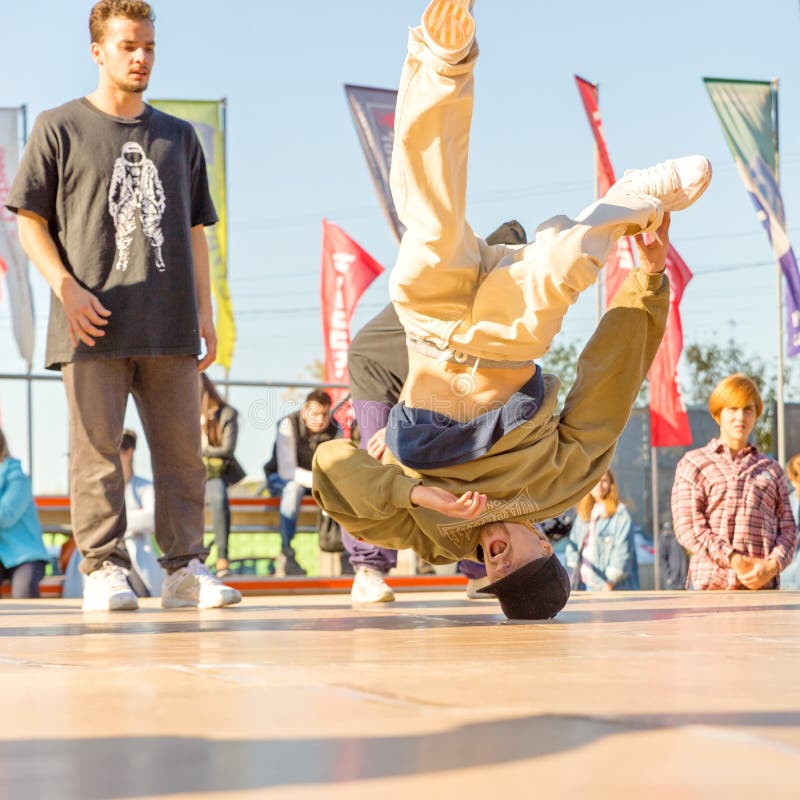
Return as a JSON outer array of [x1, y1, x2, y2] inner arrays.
[[108, 141, 167, 272]]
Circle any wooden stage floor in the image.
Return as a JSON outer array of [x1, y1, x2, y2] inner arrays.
[[1, 590, 799, 799]]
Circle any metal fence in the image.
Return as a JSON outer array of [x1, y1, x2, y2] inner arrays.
[[2, 371, 798, 535]]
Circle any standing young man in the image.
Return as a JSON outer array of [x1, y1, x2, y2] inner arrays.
[[264, 390, 339, 576], [671, 374, 797, 590], [5, 0, 241, 610]]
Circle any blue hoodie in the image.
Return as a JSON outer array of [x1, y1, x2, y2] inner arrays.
[[0, 458, 49, 568]]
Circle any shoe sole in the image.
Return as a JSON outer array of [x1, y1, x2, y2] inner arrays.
[[351, 595, 395, 604], [161, 598, 199, 609], [199, 593, 243, 609], [423, 0, 475, 52], [162, 593, 243, 610], [82, 595, 139, 611]]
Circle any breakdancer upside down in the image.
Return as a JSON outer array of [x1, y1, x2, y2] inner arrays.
[[313, 0, 711, 619]]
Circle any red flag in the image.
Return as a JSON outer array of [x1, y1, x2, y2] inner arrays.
[[320, 220, 384, 421], [574, 76, 635, 306], [649, 249, 692, 446], [575, 75, 692, 446]]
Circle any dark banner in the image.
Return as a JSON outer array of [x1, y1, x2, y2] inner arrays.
[[344, 84, 404, 242]]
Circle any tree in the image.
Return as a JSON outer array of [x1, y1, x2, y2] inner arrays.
[[538, 339, 580, 410], [682, 338, 800, 454], [539, 338, 649, 410]]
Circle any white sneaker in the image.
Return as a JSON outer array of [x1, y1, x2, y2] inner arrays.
[[351, 567, 395, 604], [465, 575, 493, 599], [613, 155, 712, 212], [162, 559, 242, 609], [82, 561, 139, 611]]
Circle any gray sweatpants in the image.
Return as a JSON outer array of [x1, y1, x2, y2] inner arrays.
[[62, 355, 209, 574]]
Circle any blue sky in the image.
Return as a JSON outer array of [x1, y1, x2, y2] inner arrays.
[[1, 1, 799, 490]]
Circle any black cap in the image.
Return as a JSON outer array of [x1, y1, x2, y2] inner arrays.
[[481, 554, 571, 620]]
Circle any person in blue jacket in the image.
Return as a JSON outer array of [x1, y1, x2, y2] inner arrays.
[[0, 428, 50, 598], [779, 453, 800, 589], [565, 469, 639, 591]]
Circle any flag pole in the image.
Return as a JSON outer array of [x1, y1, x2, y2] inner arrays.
[[651, 443, 661, 589], [594, 82, 602, 324], [222, 97, 230, 402], [20, 104, 34, 478], [772, 78, 786, 466]]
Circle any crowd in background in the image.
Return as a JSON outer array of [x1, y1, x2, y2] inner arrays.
[[1, 372, 799, 601]]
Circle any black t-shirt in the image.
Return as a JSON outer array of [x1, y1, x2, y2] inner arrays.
[[5, 98, 218, 369]]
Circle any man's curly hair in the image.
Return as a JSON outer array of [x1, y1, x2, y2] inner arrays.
[[89, 0, 155, 43]]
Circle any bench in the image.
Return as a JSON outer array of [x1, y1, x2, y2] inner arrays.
[[35, 494, 321, 529], [17, 497, 470, 597], [34, 494, 326, 576]]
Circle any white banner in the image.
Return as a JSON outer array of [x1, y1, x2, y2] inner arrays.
[[0, 108, 35, 369]]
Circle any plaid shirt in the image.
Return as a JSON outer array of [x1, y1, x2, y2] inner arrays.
[[671, 439, 797, 590]]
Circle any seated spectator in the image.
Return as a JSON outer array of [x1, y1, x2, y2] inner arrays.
[[565, 470, 639, 591], [0, 427, 49, 598], [63, 429, 164, 598], [264, 389, 339, 576], [779, 453, 800, 589], [201, 373, 245, 578], [671, 373, 796, 590]]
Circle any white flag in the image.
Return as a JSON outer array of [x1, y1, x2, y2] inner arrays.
[[0, 108, 35, 369]]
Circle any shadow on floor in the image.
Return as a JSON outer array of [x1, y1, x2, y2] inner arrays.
[[2, 598, 800, 638], [1, 710, 798, 797]]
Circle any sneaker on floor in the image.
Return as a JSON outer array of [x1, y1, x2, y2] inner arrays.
[[422, 0, 475, 60], [82, 561, 139, 611], [613, 155, 712, 213], [279, 547, 307, 577], [161, 559, 242, 609], [465, 575, 493, 599], [351, 567, 395, 604]]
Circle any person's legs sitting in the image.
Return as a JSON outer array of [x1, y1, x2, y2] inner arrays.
[[278, 479, 308, 576], [9, 560, 47, 599], [205, 476, 231, 575]]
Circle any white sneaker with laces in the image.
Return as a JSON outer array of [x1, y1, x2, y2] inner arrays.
[[351, 567, 395, 604], [162, 559, 242, 609], [613, 155, 712, 213], [82, 561, 139, 611]]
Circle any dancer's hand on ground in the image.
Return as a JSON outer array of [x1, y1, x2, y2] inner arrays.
[[367, 428, 387, 460], [634, 213, 670, 273], [410, 485, 487, 519]]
